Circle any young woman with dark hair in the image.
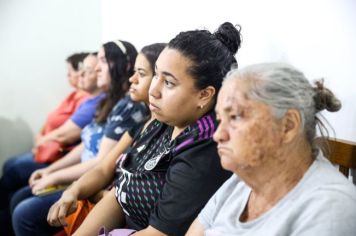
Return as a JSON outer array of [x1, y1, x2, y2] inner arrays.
[[11, 40, 149, 236], [47, 43, 167, 235]]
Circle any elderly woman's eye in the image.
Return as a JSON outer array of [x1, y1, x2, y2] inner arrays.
[[230, 112, 243, 121], [230, 115, 237, 120]]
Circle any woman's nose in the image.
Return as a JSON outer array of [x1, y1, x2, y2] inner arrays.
[[149, 76, 161, 99], [129, 72, 138, 84], [213, 121, 229, 143]]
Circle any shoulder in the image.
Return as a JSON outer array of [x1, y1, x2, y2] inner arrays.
[[291, 186, 356, 235], [288, 157, 356, 229], [172, 111, 218, 155], [307, 155, 356, 198], [81, 93, 105, 106], [113, 96, 148, 114]]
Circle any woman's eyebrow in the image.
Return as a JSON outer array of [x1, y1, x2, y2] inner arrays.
[[161, 71, 178, 81]]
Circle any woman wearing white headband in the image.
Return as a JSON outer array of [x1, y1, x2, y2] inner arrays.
[[11, 40, 149, 236]]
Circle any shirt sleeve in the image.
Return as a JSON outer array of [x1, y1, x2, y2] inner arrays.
[[148, 140, 232, 236], [70, 95, 103, 128], [104, 98, 148, 141], [128, 123, 145, 140]]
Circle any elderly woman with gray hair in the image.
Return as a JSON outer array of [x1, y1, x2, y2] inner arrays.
[[186, 63, 356, 236]]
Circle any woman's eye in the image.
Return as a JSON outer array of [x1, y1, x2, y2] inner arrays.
[[139, 72, 145, 77], [230, 112, 243, 121], [164, 80, 174, 88], [230, 115, 238, 120]]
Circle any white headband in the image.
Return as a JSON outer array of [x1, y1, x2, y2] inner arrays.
[[113, 40, 127, 55]]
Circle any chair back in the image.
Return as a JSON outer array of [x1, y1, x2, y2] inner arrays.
[[315, 137, 356, 177]]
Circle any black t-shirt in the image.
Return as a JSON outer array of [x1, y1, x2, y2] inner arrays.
[[127, 121, 146, 140], [114, 111, 231, 235]]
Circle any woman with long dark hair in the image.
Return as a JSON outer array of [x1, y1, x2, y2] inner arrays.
[[12, 40, 149, 236]]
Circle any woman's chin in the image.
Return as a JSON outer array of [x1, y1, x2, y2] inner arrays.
[[219, 156, 236, 172], [129, 93, 141, 102]]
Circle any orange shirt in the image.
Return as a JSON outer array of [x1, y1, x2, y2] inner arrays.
[[42, 91, 89, 134]]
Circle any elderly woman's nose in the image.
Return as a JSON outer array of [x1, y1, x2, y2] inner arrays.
[[213, 122, 229, 143]]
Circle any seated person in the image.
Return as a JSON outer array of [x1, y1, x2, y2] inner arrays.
[[0, 52, 99, 235], [11, 40, 148, 236], [47, 42, 167, 235], [48, 22, 242, 236], [186, 63, 356, 236]]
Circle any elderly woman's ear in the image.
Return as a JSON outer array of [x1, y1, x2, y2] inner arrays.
[[281, 109, 302, 144]]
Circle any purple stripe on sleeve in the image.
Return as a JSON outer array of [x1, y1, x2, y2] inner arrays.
[[202, 117, 209, 139], [207, 115, 215, 138], [197, 119, 204, 140], [175, 138, 194, 152]]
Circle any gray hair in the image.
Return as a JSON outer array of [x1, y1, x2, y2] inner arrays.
[[224, 63, 341, 145]]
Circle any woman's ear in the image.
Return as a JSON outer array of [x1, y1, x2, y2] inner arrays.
[[281, 109, 302, 143], [198, 86, 216, 108]]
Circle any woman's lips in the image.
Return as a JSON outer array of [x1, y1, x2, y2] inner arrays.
[[129, 87, 136, 94], [149, 103, 160, 112]]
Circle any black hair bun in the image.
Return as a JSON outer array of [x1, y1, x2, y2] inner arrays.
[[214, 22, 242, 55]]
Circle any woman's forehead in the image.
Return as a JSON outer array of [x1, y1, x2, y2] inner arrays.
[[158, 48, 192, 67], [220, 79, 247, 100]]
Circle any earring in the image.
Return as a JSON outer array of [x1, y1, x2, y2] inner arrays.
[[199, 105, 204, 109]]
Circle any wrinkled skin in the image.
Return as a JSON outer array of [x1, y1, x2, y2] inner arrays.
[[214, 78, 284, 173]]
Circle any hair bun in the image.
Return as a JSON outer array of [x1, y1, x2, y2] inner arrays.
[[214, 22, 242, 55], [313, 79, 342, 112]]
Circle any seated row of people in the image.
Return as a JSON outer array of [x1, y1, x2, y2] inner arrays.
[[0, 51, 104, 235], [2, 21, 356, 236]]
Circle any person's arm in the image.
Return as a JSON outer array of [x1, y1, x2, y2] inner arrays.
[[96, 137, 118, 160], [185, 219, 205, 236], [29, 143, 84, 187], [48, 188, 125, 236], [46, 131, 133, 226], [35, 119, 82, 146], [31, 134, 120, 192], [74, 188, 125, 236], [31, 157, 100, 194], [69, 132, 132, 198]]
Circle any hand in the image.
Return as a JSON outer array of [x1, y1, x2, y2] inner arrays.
[[47, 190, 78, 227], [35, 136, 46, 148], [29, 168, 49, 187], [31, 175, 56, 195], [34, 133, 43, 146]]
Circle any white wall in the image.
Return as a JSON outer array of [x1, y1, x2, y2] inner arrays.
[[101, 0, 356, 141], [1, 0, 354, 170], [0, 0, 101, 167]]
